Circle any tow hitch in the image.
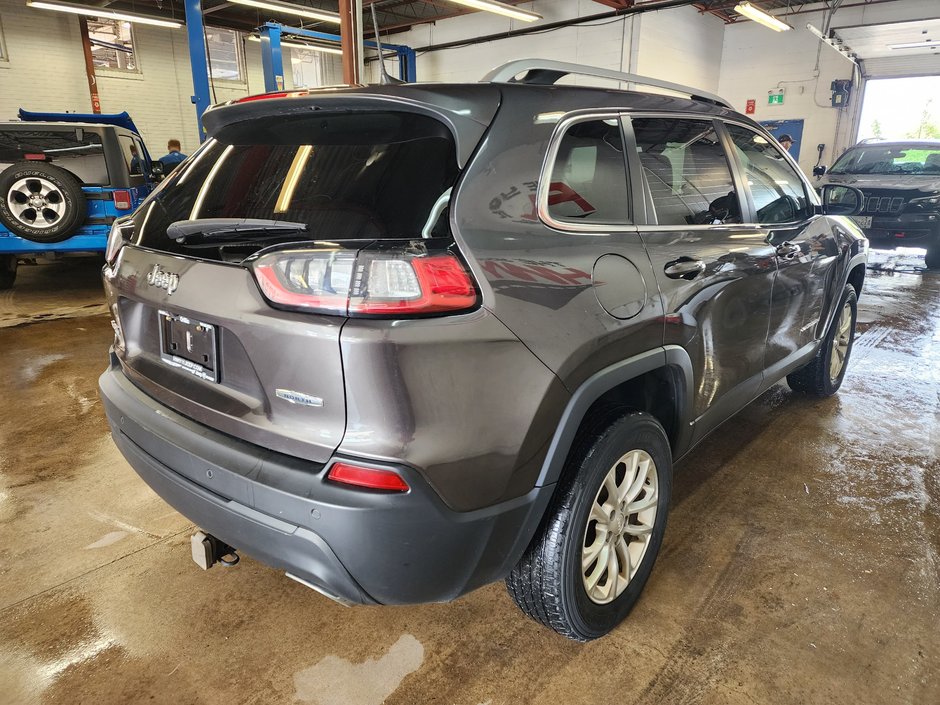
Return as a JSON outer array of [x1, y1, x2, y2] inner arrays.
[[190, 530, 239, 570]]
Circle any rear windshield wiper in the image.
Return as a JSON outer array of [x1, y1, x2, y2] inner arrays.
[[167, 218, 307, 243]]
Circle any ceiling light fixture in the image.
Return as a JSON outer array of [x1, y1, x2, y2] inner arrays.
[[247, 35, 342, 55], [26, 0, 182, 28], [229, 0, 340, 24], [734, 2, 792, 32], [889, 40, 936, 50], [445, 0, 541, 23]]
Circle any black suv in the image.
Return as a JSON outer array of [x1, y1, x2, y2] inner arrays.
[[816, 138, 940, 268], [99, 60, 868, 641]]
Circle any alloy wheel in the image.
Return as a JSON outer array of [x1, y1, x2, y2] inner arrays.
[[581, 449, 659, 605], [7, 177, 65, 229], [829, 301, 853, 382]]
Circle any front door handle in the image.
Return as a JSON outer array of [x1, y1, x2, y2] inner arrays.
[[776, 242, 801, 260], [664, 257, 706, 280]]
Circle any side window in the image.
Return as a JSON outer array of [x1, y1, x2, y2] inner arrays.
[[632, 118, 741, 226], [88, 19, 138, 72], [119, 135, 144, 177], [546, 118, 630, 225], [725, 124, 812, 224]]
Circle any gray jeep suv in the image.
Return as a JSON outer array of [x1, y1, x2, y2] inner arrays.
[[816, 139, 940, 268], [99, 60, 868, 641]]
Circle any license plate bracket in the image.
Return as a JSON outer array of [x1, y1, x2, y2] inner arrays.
[[159, 310, 219, 383], [851, 215, 872, 228]]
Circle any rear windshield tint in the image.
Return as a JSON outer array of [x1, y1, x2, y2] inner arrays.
[[0, 128, 108, 185], [131, 111, 459, 258]]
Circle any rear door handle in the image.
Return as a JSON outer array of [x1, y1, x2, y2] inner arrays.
[[776, 242, 801, 260], [664, 257, 706, 280]]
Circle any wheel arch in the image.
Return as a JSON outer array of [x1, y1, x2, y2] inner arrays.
[[534, 346, 694, 488]]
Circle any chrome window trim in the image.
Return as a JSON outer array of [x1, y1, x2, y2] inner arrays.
[[537, 110, 637, 234]]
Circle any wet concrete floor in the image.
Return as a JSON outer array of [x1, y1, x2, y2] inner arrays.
[[0, 255, 937, 704]]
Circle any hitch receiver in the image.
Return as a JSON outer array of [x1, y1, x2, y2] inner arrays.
[[191, 530, 239, 570]]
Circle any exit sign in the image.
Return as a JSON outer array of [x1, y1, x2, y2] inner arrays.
[[768, 89, 785, 105]]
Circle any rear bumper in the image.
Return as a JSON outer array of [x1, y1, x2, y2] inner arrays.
[[99, 358, 553, 605]]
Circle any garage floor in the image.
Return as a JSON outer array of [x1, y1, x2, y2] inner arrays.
[[1, 257, 937, 705]]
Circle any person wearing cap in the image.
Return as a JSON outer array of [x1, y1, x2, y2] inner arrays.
[[778, 134, 794, 152]]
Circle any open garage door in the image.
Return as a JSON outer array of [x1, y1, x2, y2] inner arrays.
[[835, 17, 940, 78]]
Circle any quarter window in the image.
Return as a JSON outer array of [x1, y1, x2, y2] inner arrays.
[[546, 118, 630, 225], [632, 118, 741, 226], [725, 124, 812, 224], [88, 19, 137, 72]]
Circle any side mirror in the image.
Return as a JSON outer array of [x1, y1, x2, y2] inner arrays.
[[813, 165, 827, 177], [820, 184, 864, 216], [150, 160, 165, 180]]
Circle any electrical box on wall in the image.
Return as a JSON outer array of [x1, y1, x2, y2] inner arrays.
[[831, 79, 852, 108]]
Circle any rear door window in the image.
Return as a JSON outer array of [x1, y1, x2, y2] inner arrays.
[[631, 118, 742, 226], [132, 111, 459, 258], [545, 117, 630, 226], [0, 128, 108, 185]]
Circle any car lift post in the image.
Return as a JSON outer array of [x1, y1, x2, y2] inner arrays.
[[184, 0, 212, 143], [257, 21, 416, 92]]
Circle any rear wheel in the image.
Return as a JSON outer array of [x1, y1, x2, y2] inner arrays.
[[0, 162, 86, 243], [506, 411, 672, 641], [787, 284, 857, 397], [0, 255, 16, 289]]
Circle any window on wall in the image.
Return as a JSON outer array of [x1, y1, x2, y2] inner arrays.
[[88, 19, 138, 72], [0, 15, 8, 62], [206, 28, 245, 82]]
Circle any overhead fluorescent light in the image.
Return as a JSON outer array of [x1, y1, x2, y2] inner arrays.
[[247, 35, 342, 55], [890, 40, 936, 50], [229, 0, 340, 24], [26, 0, 182, 28], [734, 2, 792, 32], [446, 0, 541, 23], [806, 24, 857, 63]]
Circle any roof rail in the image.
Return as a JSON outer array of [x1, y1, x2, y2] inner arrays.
[[481, 59, 732, 109]]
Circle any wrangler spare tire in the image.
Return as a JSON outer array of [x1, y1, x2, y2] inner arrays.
[[0, 162, 86, 243]]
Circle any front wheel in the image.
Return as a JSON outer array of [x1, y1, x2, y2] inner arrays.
[[787, 284, 858, 397], [925, 241, 940, 270], [506, 411, 672, 641]]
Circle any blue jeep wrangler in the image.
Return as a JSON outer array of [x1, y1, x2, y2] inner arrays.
[[0, 110, 159, 288]]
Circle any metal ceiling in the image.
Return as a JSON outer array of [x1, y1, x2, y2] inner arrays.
[[42, 0, 915, 37]]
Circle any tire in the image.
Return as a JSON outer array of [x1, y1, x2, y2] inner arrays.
[[787, 284, 858, 397], [506, 410, 672, 641], [925, 242, 940, 270], [0, 162, 86, 243], [0, 255, 16, 289]]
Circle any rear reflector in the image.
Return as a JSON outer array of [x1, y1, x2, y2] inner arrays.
[[24, 153, 46, 161], [327, 462, 410, 492], [112, 190, 132, 210]]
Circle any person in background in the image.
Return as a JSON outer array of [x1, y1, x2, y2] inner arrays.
[[128, 144, 142, 175], [159, 139, 187, 174], [778, 134, 794, 152]]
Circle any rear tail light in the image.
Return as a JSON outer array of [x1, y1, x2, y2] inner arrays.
[[112, 190, 132, 210], [327, 462, 409, 492], [105, 220, 133, 265], [250, 243, 478, 317]]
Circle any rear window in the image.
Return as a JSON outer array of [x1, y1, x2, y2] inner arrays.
[[0, 128, 108, 185], [132, 111, 459, 259]]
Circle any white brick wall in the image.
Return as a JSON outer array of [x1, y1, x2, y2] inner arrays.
[[0, 0, 343, 156], [378, 2, 726, 92]]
